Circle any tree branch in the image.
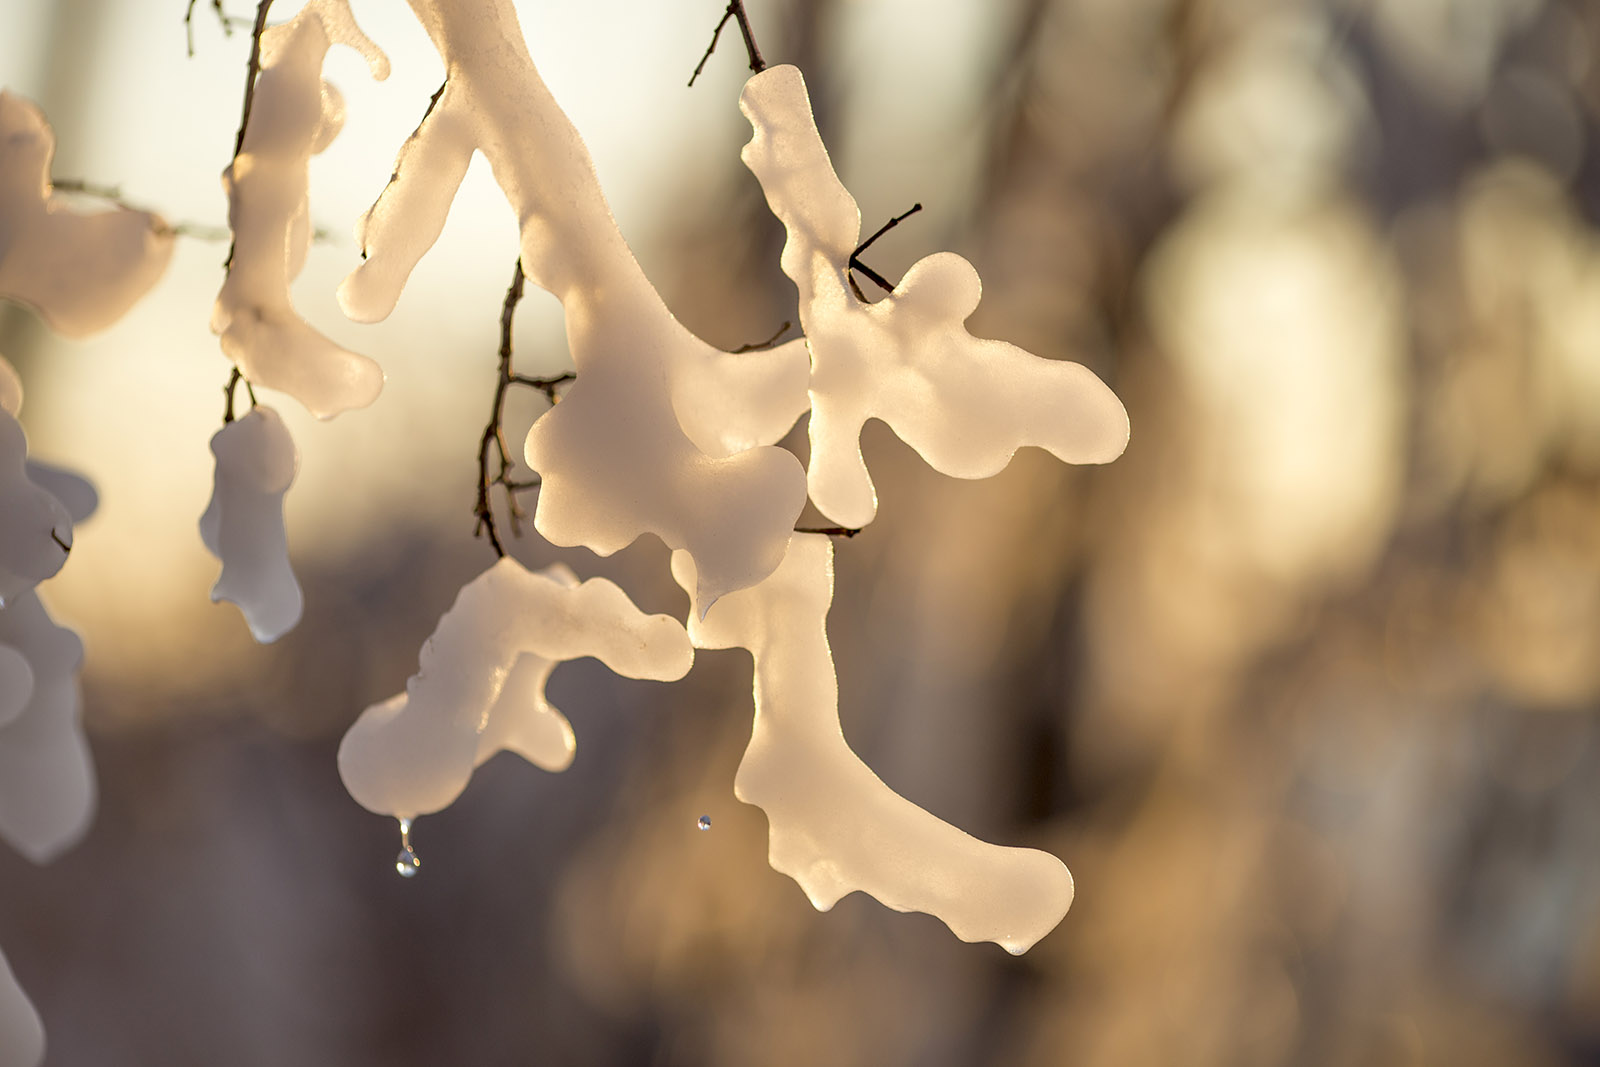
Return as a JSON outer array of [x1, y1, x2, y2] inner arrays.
[[688, 0, 767, 87], [733, 320, 793, 353], [849, 202, 922, 297]]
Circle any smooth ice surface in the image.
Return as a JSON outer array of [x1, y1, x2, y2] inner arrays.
[[199, 406, 303, 643], [339, 557, 694, 819], [0, 92, 173, 339], [0, 943, 42, 1067], [0, 591, 94, 865], [741, 66, 1131, 528], [0, 411, 71, 609], [673, 534, 1074, 954], [340, 0, 810, 606], [212, 0, 388, 420], [0, 648, 32, 731]]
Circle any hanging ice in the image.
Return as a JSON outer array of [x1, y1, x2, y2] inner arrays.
[[740, 66, 1130, 528], [212, 0, 388, 419], [0, 92, 173, 338], [0, 591, 94, 865], [0, 944, 42, 1067], [672, 534, 1074, 954], [199, 406, 303, 643], [338, 0, 810, 607], [339, 557, 694, 820]]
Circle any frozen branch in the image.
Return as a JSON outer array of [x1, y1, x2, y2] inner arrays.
[[688, 0, 767, 87]]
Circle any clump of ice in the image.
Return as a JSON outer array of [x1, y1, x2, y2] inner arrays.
[[339, 0, 810, 608], [0, 92, 173, 338], [338, 557, 693, 820], [199, 406, 303, 644], [673, 535, 1075, 955], [740, 66, 1130, 528], [212, 0, 389, 420]]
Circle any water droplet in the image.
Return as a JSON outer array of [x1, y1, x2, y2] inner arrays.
[[697, 815, 712, 831], [395, 817, 420, 878]]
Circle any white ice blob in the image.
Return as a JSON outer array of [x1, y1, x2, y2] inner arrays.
[[0, 591, 94, 865], [0, 92, 173, 339], [199, 406, 303, 644], [339, 557, 694, 820], [0, 943, 43, 1067], [741, 66, 1131, 528], [339, 0, 810, 608], [212, 0, 389, 420], [673, 534, 1074, 955]]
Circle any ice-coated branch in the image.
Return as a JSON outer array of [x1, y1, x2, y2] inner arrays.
[[199, 406, 302, 643], [211, 0, 389, 420], [473, 259, 574, 559], [673, 535, 1074, 955], [338, 558, 694, 820], [741, 65, 1131, 528], [0, 93, 174, 339], [687, 0, 768, 87], [341, 0, 812, 608]]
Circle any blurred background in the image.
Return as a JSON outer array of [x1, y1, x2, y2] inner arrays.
[[1, 0, 1599, 1063]]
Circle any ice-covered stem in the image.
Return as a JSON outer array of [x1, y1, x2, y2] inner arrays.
[[688, 0, 768, 87], [473, 259, 574, 559]]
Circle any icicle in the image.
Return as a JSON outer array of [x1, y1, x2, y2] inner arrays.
[[339, 557, 693, 820], [198, 406, 303, 644], [673, 534, 1074, 955], [740, 66, 1130, 528], [0, 591, 94, 865], [339, 0, 811, 608], [212, 0, 389, 419], [0, 92, 173, 338]]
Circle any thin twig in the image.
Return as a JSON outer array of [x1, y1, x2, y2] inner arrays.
[[733, 320, 793, 353], [795, 526, 861, 538], [49, 530, 71, 554], [185, 0, 240, 58], [51, 177, 234, 242], [849, 202, 922, 296], [474, 259, 576, 557], [223, 0, 275, 273], [688, 0, 767, 87], [221, 366, 257, 424]]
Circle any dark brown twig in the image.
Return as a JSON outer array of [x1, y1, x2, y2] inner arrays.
[[49, 530, 71, 554], [849, 202, 922, 297], [688, 0, 767, 87], [474, 259, 576, 558], [185, 0, 252, 57], [795, 526, 861, 539], [222, 0, 275, 273], [50, 178, 234, 242], [733, 320, 793, 353], [221, 366, 257, 424]]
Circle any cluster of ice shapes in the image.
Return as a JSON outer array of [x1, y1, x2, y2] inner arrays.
[[333, 0, 1127, 956]]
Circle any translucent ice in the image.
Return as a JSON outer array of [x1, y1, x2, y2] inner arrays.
[[0, 92, 173, 339], [340, 0, 810, 606], [339, 557, 694, 820], [0, 591, 94, 865], [0, 943, 42, 1067], [199, 406, 303, 644], [740, 66, 1130, 528], [673, 534, 1074, 954], [212, 0, 388, 419]]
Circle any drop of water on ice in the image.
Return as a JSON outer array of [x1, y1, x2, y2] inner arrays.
[[697, 815, 712, 831], [395, 817, 420, 878]]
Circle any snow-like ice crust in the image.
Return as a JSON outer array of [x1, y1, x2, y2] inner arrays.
[[673, 534, 1075, 955], [339, 0, 810, 608], [740, 66, 1130, 528], [212, 0, 389, 420], [338, 557, 694, 820], [0, 92, 173, 339], [199, 406, 303, 643]]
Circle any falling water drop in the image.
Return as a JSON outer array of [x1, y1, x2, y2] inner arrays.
[[697, 815, 712, 831], [395, 817, 421, 878]]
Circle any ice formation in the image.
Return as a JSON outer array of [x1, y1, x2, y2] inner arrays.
[[741, 66, 1131, 528], [339, 557, 694, 820], [0, 945, 42, 1067], [339, 0, 810, 607], [212, 0, 388, 420], [0, 408, 72, 609], [0, 591, 94, 865], [0, 92, 173, 338], [673, 535, 1075, 954], [199, 406, 303, 643]]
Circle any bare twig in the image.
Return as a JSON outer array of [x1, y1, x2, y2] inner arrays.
[[221, 366, 257, 425], [849, 202, 922, 297], [474, 259, 576, 557], [185, 0, 252, 57], [51, 177, 234, 242], [49, 530, 71, 554], [795, 526, 861, 539], [222, 0, 275, 273], [689, 0, 767, 87], [733, 320, 793, 353]]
